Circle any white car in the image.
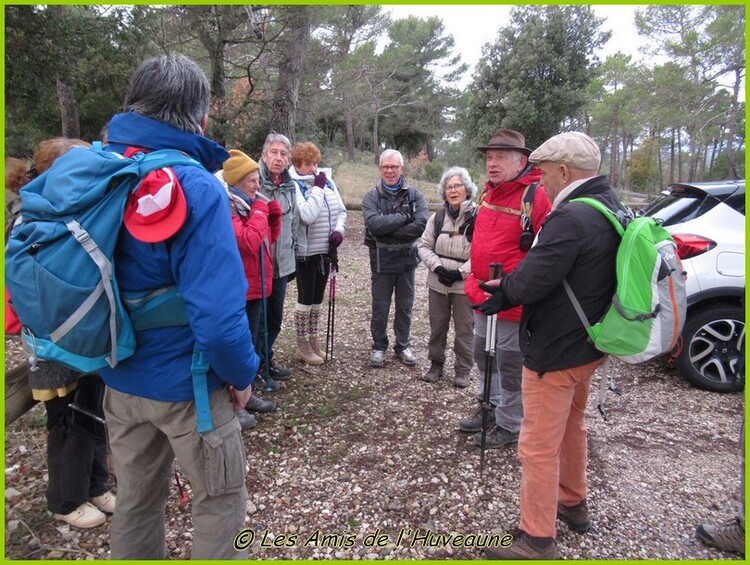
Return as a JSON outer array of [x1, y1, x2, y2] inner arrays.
[[641, 180, 745, 392]]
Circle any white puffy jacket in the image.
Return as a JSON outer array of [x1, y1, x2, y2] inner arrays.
[[291, 168, 347, 257]]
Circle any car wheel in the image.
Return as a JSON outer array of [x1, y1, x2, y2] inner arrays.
[[676, 304, 745, 392]]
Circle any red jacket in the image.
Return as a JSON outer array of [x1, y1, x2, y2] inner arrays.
[[464, 167, 552, 321], [231, 199, 282, 301]]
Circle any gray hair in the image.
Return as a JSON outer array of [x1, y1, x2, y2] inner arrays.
[[379, 149, 404, 166], [262, 133, 292, 155], [438, 166, 478, 200], [123, 55, 210, 134]]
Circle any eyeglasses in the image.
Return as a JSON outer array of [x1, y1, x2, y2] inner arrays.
[[380, 165, 402, 171], [445, 183, 465, 192]]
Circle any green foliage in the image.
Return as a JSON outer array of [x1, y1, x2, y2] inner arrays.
[[423, 162, 444, 184], [462, 5, 610, 150], [626, 137, 661, 193], [5, 5, 155, 155]]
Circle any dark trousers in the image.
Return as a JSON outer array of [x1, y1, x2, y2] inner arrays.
[[370, 269, 415, 353], [256, 274, 288, 366], [45, 376, 109, 514], [296, 256, 330, 306]]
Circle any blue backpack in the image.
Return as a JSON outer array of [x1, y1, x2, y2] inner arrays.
[[5, 144, 203, 374]]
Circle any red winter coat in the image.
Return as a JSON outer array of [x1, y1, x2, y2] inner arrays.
[[231, 199, 282, 300], [464, 167, 552, 322]]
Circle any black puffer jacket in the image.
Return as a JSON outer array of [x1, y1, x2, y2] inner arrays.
[[501, 175, 626, 373], [362, 182, 429, 273]]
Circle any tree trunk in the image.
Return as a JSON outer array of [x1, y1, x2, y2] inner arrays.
[[371, 109, 380, 164], [269, 6, 311, 140], [669, 129, 675, 185], [609, 126, 618, 187], [343, 92, 355, 162], [56, 77, 80, 139], [723, 67, 742, 178]]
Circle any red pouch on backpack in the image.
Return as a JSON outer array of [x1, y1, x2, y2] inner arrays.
[[5, 288, 22, 335]]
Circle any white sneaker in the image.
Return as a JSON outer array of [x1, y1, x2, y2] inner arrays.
[[370, 350, 385, 367], [90, 491, 116, 514], [54, 502, 106, 529], [396, 347, 417, 366]]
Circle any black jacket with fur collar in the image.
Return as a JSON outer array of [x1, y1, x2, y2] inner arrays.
[[501, 175, 626, 374]]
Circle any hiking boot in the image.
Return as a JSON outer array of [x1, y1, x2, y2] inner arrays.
[[696, 518, 745, 555], [295, 338, 324, 365], [309, 335, 328, 362], [246, 395, 277, 414], [473, 425, 519, 449], [269, 363, 292, 381], [557, 500, 591, 532], [484, 529, 558, 560], [396, 347, 417, 366], [90, 491, 116, 514], [453, 372, 470, 388], [421, 361, 443, 382], [257, 374, 281, 392], [54, 502, 106, 529], [235, 410, 257, 429], [457, 404, 495, 433], [370, 350, 385, 367]]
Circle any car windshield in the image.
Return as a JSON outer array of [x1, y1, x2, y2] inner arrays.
[[642, 190, 720, 227]]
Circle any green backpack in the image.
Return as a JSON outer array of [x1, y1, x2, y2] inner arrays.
[[563, 197, 687, 364]]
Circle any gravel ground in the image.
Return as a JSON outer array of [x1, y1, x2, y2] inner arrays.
[[4, 212, 744, 560]]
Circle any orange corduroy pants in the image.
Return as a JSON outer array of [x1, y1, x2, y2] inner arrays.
[[517, 358, 604, 538]]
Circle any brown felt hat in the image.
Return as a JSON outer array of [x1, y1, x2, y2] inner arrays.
[[476, 129, 531, 155]]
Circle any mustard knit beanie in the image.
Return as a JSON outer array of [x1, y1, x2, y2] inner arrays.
[[223, 149, 260, 186]]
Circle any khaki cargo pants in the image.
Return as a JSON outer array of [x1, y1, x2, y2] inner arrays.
[[104, 386, 247, 559]]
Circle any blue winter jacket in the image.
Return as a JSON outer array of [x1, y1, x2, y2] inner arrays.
[[98, 112, 259, 401]]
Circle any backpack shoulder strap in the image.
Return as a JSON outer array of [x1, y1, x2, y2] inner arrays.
[[433, 207, 446, 235], [569, 197, 626, 236], [520, 182, 539, 218]]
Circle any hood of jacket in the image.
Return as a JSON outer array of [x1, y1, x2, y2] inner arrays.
[[105, 112, 229, 172]]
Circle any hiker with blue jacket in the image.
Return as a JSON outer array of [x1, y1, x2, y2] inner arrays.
[[257, 133, 300, 387], [98, 55, 259, 560], [362, 149, 429, 368], [474, 132, 626, 560], [289, 141, 347, 365]]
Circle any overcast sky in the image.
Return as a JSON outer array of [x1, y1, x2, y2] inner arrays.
[[384, 4, 652, 86]]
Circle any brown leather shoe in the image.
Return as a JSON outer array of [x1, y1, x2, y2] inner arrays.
[[557, 499, 591, 532], [484, 529, 558, 560]]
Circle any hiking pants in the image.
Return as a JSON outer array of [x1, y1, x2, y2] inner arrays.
[[518, 358, 603, 538], [370, 268, 415, 353], [474, 315, 523, 433], [257, 274, 289, 366], [104, 386, 247, 560], [427, 288, 474, 377], [45, 383, 109, 515]]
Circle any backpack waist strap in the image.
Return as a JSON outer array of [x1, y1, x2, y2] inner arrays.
[[122, 286, 189, 331]]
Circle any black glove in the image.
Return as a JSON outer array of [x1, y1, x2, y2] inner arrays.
[[447, 269, 463, 283], [400, 207, 414, 223], [434, 266, 455, 287], [313, 171, 327, 188], [471, 281, 509, 315]]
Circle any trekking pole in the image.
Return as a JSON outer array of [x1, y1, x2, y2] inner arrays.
[[325, 245, 338, 363], [259, 241, 273, 392], [480, 262, 503, 477]]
